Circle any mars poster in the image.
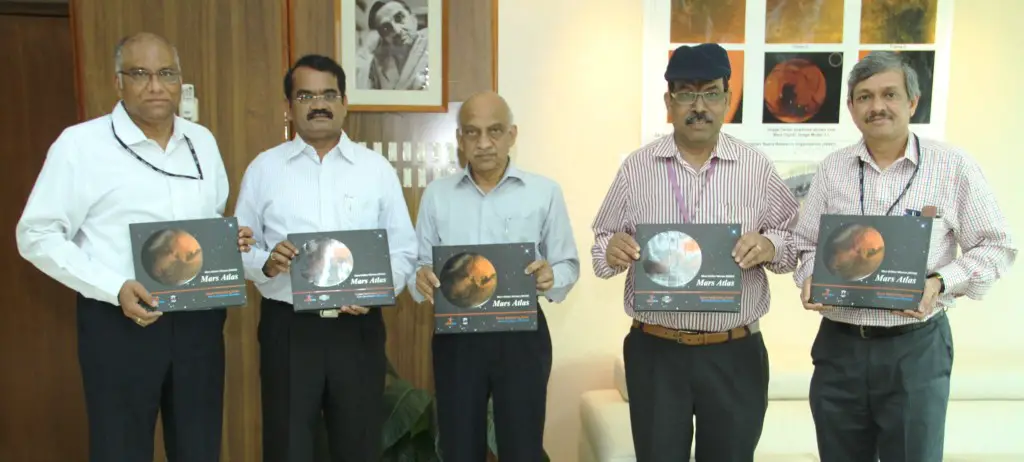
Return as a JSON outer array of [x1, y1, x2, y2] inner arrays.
[[633, 224, 742, 313], [288, 229, 396, 311], [810, 214, 932, 310], [129, 217, 247, 311], [432, 243, 537, 334], [641, 0, 954, 163]]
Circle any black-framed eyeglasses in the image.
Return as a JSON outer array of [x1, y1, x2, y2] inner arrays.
[[670, 90, 727, 104], [111, 121, 203, 181], [293, 94, 344, 104], [118, 69, 181, 85]]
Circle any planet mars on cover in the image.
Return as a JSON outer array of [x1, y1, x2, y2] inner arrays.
[[439, 252, 498, 309], [299, 237, 355, 288], [764, 58, 828, 123], [826, 224, 886, 281], [642, 230, 703, 288], [141, 229, 204, 286]]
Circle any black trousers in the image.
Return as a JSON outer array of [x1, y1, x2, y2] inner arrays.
[[810, 311, 954, 462], [432, 307, 553, 462], [75, 294, 226, 462], [623, 324, 769, 462], [258, 297, 387, 462]]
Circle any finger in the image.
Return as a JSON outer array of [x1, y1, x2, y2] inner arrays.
[[340, 306, 357, 315], [801, 279, 812, 303], [350, 306, 369, 315], [427, 271, 440, 287], [125, 303, 161, 320], [737, 246, 761, 269], [131, 284, 158, 308], [732, 235, 754, 258], [280, 240, 299, 256], [607, 246, 631, 266], [525, 260, 544, 274], [621, 234, 641, 253]]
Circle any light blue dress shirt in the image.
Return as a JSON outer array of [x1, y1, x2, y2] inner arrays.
[[408, 163, 580, 304]]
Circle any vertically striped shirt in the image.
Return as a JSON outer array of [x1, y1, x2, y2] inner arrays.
[[793, 133, 1017, 327], [591, 134, 800, 331]]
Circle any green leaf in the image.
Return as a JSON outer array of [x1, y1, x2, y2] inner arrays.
[[381, 377, 432, 451]]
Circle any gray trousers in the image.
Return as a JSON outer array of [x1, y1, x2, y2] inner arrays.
[[810, 311, 954, 462]]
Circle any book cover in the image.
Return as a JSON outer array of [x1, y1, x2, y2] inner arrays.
[[129, 217, 247, 311], [288, 229, 396, 311], [810, 214, 932, 310], [432, 243, 537, 334], [633, 223, 743, 313]]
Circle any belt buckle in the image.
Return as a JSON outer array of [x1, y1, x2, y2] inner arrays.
[[320, 309, 339, 318]]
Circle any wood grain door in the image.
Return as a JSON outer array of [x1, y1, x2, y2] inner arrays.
[[0, 2, 88, 461]]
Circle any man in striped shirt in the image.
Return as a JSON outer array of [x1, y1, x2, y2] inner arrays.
[[793, 51, 1017, 462], [591, 43, 800, 461]]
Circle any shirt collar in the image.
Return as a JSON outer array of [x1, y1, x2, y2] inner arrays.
[[856, 132, 920, 166], [458, 159, 525, 188], [110, 100, 186, 146], [286, 131, 356, 163], [652, 132, 739, 161]]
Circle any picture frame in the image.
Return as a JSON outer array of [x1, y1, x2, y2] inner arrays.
[[336, 0, 449, 112]]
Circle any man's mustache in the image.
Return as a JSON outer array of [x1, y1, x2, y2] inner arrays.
[[866, 111, 891, 123], [308, 109, 333, 120], [685, 112, 712, 125]]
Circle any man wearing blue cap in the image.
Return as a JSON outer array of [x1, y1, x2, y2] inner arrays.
[[591, 43, 800, 461]]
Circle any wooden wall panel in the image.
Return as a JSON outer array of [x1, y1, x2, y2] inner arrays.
[[290, 0, 498, 392], [73, 0, 287, 460], [0, 6, 86, 461]]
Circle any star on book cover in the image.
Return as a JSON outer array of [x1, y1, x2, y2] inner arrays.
[[432, 243, 537, 334], [633, 224, 743, 313], [129, 217, 247, 312], [810, 215, 932, 310], [287, 229, 396, 311]]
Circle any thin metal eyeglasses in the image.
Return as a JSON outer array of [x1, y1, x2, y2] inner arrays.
[[293, 94, 344, 104], [670, 90, 727, 104], [118, 69, 181, 85]]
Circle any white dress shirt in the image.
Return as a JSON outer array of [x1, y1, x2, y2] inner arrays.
[[16, 101, 230, 306], [234, 133, 417, 303]]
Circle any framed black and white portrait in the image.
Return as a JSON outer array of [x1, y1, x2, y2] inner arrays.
[[338, 0, 447, 112]]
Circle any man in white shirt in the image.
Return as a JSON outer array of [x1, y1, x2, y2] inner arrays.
[[234, 54, 417, 462], [15, 33, 254, 462]]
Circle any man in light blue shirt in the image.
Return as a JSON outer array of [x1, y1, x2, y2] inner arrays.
[[411, 92, 579, 461]]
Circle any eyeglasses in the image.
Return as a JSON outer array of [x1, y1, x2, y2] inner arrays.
[[294, 94, 344, 104], [119, 69, 181, 85], [671, 90, 727, 104]]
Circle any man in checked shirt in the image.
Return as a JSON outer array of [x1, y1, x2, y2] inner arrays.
[[591, 43, 800, 461], [793, 51, 1017, 462]]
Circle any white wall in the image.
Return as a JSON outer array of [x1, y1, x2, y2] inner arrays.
[[498, 1, 1023, 460]]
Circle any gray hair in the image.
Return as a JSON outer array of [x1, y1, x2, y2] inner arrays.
[[113, 33, 181, 74], [847, 51, 919, 101]]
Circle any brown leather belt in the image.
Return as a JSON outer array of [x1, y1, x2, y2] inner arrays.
[[632, 319, 756, 346]]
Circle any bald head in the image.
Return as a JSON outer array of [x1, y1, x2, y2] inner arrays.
[[114, 32, 180, 73], [458, 91, 514, 128], [113, 32, 183, 129], [456, 92, 517, 176]]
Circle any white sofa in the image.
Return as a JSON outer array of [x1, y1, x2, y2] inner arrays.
[[579, 348, 1024, 461]]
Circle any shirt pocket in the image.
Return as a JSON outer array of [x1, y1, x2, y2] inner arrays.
[[345, 194, 382, 230], [707, 201, 760, 233], [501, 209, 544, 245]]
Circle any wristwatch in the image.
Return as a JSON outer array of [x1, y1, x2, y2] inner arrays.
[[927, 272, 945, 293]]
